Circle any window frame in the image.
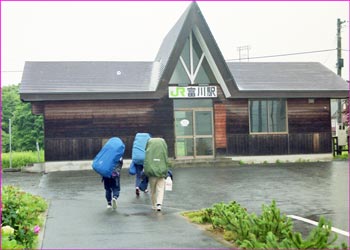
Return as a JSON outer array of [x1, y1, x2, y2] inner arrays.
[[249, 99, 288, 134]]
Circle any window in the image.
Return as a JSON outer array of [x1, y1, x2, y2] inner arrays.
[[249, 99, 287, 133], [169, 30, 217, 85]]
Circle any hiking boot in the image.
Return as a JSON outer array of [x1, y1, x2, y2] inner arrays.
[[112, 197, 117, 209], [136, 187, 140, 196], [156, 204, 162, 211]]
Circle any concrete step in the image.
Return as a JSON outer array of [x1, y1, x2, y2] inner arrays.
[[171, 157, 240, 168]]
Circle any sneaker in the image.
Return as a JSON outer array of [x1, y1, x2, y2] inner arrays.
[[144, 189, 149, 193], [107, 203, 112, 209], [156, 204, 162, 211], [136, 187, 140, 196], [112, 197, 117, 209]]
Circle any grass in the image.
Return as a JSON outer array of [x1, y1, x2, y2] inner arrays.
[[334, 151, 348, 160], [2, 150, 45, 169]]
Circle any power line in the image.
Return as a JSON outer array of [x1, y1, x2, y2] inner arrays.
[[226, 48, 337, 61], [1, 47, 347, 71]]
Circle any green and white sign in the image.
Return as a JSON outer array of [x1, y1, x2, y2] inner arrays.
[[168, 86, 217, 98]]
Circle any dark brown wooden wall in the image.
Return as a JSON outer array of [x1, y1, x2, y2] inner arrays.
[[288, 98, 332, 153], [288, 98, 331, 133], [224, 98, 332, 155], [41, 95, 332, 161], [44, 98, 174, 161]]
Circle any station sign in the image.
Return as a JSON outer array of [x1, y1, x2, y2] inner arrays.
[[168, 86, 217, 98]]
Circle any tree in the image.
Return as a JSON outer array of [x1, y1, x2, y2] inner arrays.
[[1, 85, 44, 152]]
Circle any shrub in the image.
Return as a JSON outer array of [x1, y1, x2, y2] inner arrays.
[[183, 200, 348, 249], [1, 150, 45, 168], [2, 185, 48, 248], [1, 225, 24, 249]]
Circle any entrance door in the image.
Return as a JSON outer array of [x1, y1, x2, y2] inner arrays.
[[174, 108, 214, 158]]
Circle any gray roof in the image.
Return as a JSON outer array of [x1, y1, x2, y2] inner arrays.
[[21, 61, 153, 92], [20, 61, 163, 100], [19, 2, 348, 101], [228, 62, 348, 92]]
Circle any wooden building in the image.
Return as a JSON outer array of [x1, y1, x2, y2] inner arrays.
[[20, 2, 348, 162]]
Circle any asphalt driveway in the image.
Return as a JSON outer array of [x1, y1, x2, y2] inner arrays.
[[2, 160, 349, 248]]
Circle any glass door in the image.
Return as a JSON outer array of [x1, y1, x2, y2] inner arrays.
[[175, 111, 194, 157], [174, 109, 214, 158], [195, 110, 213, 157]]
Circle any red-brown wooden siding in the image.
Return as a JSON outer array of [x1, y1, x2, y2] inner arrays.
[[214, 103, 227, 149]]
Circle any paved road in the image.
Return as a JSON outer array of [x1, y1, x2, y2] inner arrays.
[[2, 161, 349, 248]]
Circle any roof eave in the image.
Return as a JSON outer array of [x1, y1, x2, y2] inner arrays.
[[229, 90, 349, 99], [20, 92, 162, 102]]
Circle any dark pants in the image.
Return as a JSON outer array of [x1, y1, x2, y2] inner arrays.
[[135, 164, 144, 188], [103, 177, 120, 203]]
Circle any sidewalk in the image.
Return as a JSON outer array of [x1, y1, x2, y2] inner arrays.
[[2, 161, 349, 248]]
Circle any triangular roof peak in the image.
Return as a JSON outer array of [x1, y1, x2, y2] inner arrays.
[[155, 1, 238, 97]]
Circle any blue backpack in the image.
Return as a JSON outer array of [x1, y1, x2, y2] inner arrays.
[[132, 133, 151, 165], [92, 137, 125, 178]]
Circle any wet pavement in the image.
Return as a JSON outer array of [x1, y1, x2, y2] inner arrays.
[[2, 160, 349, 248]]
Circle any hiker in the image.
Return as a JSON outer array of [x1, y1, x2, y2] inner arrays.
[[92, 137, 125, 210], [135, 164, 148, 195], [144, 137, 170, 211], [103, 157, 123, 209], [131, 133, 151, 196]]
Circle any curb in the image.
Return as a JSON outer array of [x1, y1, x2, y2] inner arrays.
[[3, 168, 21, 172], [38, 201, 50, 249]]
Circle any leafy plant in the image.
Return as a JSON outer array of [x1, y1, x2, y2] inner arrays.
[[182, 200, 348, 249], [2, 185, 48, 248], [182, 210, 209, 224], [1, 225, 24, 249]]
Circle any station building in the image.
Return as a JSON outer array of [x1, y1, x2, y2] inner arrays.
[[20, 2, 348, 163]]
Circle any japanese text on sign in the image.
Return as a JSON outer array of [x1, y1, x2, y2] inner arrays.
[[168, 86, 217, 98]]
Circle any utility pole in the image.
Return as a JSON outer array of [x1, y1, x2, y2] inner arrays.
[[337, 18, 345, 76], [9, 118, 12, 169], [236, 45, 251, 62], [337, 18, 346, 123]]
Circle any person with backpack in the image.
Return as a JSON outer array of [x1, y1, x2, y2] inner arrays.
[[131, 133, 151, 196], [92, 137, 125, 209], [103, 157, 123, 209], [144, 137, 170, 212]]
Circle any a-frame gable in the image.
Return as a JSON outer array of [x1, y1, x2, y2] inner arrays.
[[155, 2, 239, 97]]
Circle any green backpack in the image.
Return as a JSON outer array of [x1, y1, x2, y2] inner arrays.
[[144, 138, 169, 178]]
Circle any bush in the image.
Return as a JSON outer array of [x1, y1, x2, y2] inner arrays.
[[183, 200, 348, 249], [1, 150, 45, 168], [1, 225, 24, 249], [2, 185, 48, 248]]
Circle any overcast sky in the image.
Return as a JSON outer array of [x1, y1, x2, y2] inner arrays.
[[2, 1, 349, 86]]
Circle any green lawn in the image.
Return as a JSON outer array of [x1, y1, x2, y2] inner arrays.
[[1, 150, 45, 168]]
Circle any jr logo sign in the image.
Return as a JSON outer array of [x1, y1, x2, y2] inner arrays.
[[168, 86, 217, 98]]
